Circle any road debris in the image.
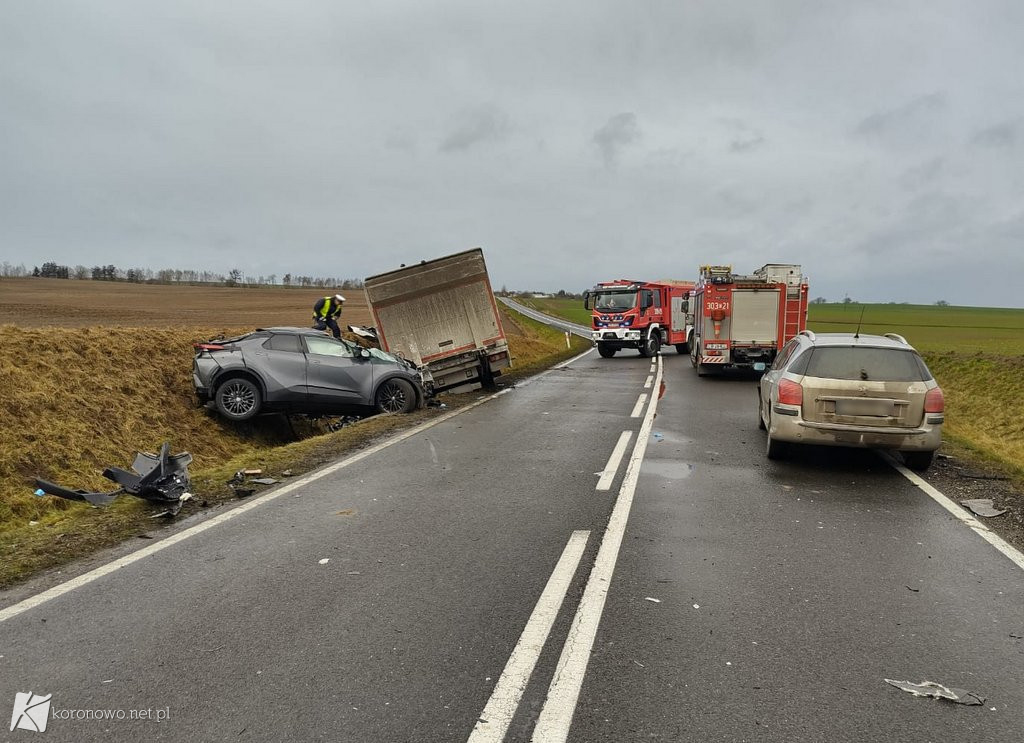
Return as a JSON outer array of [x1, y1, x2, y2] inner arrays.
[[34, 442, 193, 516], [318, 558, 330, 565], [960, 499, 1007, 518], [884, 679, 985, 705], [227, 470, 279, 496], [282, 469, 293, 477], [644, 597, 661, 603]]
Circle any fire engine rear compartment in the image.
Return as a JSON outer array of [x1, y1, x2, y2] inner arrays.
[[731, 290, 780, 344]]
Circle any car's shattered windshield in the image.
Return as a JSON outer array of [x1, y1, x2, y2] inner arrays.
[[593, 292, 637, 311]]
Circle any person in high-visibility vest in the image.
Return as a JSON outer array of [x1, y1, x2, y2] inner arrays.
[[312, 294, 345, 338]]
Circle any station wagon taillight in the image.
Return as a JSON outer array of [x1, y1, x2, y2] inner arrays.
[[925, 386, 944, 413], [193, 343, 225, 351], [778, 379, 803, 406]]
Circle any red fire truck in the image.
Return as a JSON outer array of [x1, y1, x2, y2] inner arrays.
[[583, 279, 696, 358], [690, 264, 808, 375]]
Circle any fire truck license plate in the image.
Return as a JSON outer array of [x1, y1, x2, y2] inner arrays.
[[705, 342, 728, 350]]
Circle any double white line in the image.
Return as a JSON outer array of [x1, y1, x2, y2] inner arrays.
[[469, 355, 665, 742]]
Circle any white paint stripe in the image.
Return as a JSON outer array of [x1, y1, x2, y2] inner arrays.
[[531, 355, 664, 743], [467, 530, 590, 743], [1, 388, 521, 624], [882, 452, 1024, 572], [643, 375, 654, 389], [629, 393, 648, 418], [595, 432, 633, 491], [553, 348, 594, 369]]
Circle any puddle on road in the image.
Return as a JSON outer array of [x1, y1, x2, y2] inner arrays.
[[641, 460, 697, 480]]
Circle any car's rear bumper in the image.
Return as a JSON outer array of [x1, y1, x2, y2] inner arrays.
[[771, 409, 942, 451]]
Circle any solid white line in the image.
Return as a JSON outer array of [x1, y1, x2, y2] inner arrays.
[[882, 452, 1024, 572], [595, 432, 634, 491], [643, 375, 654, 389], [1, 343, 601, 625], [1, 389, 520, 624], [630, 393, 648, 418], [467, 530, 590, 743], [531, 355, 664, 743]]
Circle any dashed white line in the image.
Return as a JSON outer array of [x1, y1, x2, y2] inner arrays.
[[595, 432, 634, 491], [531, 355, 664, 743], [630, 393, 648, 418], [883, 452, 1024, 572], [467, 531, 590, 743], [643, 375, 654, 388]]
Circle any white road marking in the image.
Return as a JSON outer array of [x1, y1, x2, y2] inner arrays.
[[467, 531, 590, 743], [531, 355, 664, 743], [643, 375, 654, 388], [1, 343, 600, 624], [883, 453, 1024, 572], [595, 432, 634, 491], [630, 393, 648, 418]]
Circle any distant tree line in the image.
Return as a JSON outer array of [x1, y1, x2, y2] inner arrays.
[[2, 260, 362, 290]]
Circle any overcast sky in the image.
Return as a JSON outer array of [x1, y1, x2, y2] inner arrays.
[[2, 1, 1023, 306]]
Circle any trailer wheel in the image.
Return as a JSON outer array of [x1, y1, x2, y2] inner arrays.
[[597, 344, 617, 358]]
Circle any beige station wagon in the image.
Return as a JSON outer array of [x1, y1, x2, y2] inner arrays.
[[757, 331, 944, 470]]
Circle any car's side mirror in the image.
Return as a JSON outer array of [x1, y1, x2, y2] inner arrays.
[[583, 291, 591, 310], [357, 348, 371, 359]]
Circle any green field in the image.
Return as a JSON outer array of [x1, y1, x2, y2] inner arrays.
[[519, 297, 1024, 475]]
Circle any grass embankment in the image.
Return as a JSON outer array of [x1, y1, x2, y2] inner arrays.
[[0, 306, 588, 588], [519, 297, 1024, 477]]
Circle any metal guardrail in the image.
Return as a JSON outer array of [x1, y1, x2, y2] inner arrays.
[[498, 297, 593, 339]]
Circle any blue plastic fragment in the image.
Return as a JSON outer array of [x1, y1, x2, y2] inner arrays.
[[34, 488, 46, 496]]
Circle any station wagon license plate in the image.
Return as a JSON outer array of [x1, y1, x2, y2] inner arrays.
[[836, 399, 895, 417]]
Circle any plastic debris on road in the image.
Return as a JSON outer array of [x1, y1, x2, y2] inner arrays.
[[318, 558, 330, 565], [884, 679, 985, 706], [960, 499, 1007, 518], [644, 597, 661, 603]]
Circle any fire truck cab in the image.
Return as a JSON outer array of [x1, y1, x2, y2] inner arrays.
[[690, 264, 808, 376], [584, 279, 695, 358]]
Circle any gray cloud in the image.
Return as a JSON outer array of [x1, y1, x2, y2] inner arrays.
[[593, 113, 640, 167], [972, 120, 1020, 148], [854, 93, 946, 137], [439, 104, 510, 153], [1, 1, 1023, 307]]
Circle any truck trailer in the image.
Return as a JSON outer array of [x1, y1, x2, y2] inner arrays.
[[363, 249, 510, 393], [690, 264, 808, 375]]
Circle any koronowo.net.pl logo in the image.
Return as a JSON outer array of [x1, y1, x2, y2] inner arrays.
[[10, 692, 52, 733]]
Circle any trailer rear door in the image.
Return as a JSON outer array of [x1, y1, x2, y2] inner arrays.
[[731, 289, 780, 344]]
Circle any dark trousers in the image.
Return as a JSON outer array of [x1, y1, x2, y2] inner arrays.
[[313, 316, 342, 339]]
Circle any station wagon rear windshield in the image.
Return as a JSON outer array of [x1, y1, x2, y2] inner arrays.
[[796, 347, 932, 381]]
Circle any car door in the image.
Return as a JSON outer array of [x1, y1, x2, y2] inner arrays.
[[249, 333, 308, 407], [303, 335, 371, 410]]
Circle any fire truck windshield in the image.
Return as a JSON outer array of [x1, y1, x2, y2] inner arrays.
[[592, 291, 637, 311]]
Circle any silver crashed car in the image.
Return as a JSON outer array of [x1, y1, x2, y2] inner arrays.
[[758, 331, 944, 470], [193, 327, 426, 421]]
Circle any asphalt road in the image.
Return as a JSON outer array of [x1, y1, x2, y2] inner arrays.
[[3, 325, 1023, 742]]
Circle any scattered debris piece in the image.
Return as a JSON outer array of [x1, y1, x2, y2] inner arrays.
[[35, 442, 193, 516], [905, 585, 920, 593], [633, 660, 645, 668], [961, 499, 1007, 518], [282, 469, 293, 477], [884, 679, 985, 705], [336, 509, 356, 516], [644, 597, 661, 603], [318, 558, 330, 565], [242, 468, 263, 476], [936, 453, 953, 460], [227, 470, 279, 496], [692, 604, 700, 609], [346, 571, 361, 575], [426, 399, 448, 408], [250, 477, 278, 486], [1009, 633, 1023, 640], [327, 416, 362, 431]]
